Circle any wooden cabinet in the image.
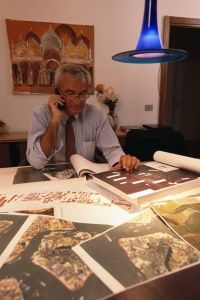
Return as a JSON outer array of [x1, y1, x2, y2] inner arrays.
[[0, 132, 27, 167]]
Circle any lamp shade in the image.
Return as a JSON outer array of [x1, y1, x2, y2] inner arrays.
[[112, 0, 188, 64]]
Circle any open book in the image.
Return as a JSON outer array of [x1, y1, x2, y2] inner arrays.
[[91, 151, 200, 206], [70, 154, 109, 177], [39, 155, 109, 181]]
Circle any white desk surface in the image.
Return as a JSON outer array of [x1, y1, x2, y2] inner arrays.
[[0, 166, 20, 187]]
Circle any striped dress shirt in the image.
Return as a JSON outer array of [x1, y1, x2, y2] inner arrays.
[[26, 103, 124, 169]]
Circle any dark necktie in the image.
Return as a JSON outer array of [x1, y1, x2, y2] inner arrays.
[[65, 116, 76, 161]]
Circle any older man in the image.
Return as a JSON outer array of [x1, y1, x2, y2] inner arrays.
[[26, 64, 140, 170]]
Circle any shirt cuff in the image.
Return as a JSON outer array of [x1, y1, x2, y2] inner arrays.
[[27, 138, 63, 169]]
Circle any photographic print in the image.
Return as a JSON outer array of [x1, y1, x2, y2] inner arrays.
[[74, 208, 200, 293], [0, 215, 112, 300], [16, 207, 55, 216], [6, 19, 94, 94], [12, 163, 77, 185], [0, 214, 28, 255], [151, 197, 200, 251], [43, 165, 77, 180]]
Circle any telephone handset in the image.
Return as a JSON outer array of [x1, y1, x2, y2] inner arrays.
[[54, 88, 66, 110]]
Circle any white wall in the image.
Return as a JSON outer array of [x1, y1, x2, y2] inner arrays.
[[0, 0, 200, 131]]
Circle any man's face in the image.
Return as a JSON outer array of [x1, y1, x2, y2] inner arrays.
[[59, 73, 89, 116]]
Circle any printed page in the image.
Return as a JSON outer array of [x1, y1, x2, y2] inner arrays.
[[0, 179, 135, 226], [0, 167, 19, 187], [74, 208, 200, 294], [0, 214, 37, 268], [0, 178, 117, 215], [0, 214, 112, 300], [70, 154, 109, 176], [143, 161, 178, 172], [0, 213, 30, 259], [86, 181, 136, 212], [14, 166, 50, 183], [42, 162, 78, 180], [58, 202, 133, 226], [151, 197, 200, 251], [43, 169, 77, 181], [153, 151, 200, 174], [0, 163, 78, 187]]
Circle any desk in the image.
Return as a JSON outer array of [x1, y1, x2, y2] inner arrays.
[[106, 262, 200, 300], [0, 132, 27, 167], [0, 164, 200, 299]]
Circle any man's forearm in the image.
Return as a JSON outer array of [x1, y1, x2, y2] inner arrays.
[[40, 118, 60, 157]]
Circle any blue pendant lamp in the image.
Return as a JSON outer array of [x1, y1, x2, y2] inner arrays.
[[112, 0, 188, 64]]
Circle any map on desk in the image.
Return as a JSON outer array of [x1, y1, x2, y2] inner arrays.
[[73, 207, 200, 294], [151, 196, 200, 251], [0, 213, 113, 300]]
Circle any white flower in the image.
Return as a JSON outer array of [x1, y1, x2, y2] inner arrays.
[[105, 86, 117, 100], [95, 83, 118, 106]]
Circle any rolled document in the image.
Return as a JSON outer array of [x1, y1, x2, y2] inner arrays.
[[153, 151, 200, 174]]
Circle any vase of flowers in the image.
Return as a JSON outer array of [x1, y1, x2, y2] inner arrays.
[[95, 84, 119, 130]]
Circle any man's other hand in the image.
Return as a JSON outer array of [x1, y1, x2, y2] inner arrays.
[[111, 155, 140, 171]]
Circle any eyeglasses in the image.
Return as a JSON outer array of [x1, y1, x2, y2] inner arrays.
[[59, 89, 89, 101]]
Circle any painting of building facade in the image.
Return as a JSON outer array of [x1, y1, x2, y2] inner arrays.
[[6, 19, 94, 94]]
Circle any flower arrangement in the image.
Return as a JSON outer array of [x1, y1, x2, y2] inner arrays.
[[95, 84, 118, 112], [95, 84, 119, 130]]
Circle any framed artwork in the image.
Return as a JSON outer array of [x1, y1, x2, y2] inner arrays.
[[6, 19, 94, 94]]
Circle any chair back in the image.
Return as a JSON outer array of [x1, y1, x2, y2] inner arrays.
[[123, 129, 170, 161]]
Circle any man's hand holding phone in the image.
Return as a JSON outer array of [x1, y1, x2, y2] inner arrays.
[[48, 88, 66, 122], [54, 88, 66, 111]]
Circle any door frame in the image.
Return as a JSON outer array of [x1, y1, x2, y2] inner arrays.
[[159, 16, 200, 125]]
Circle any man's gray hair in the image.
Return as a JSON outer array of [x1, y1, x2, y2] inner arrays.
[[55, 64, 91, 88]]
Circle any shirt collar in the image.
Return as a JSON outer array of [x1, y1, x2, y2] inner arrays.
[[61, 104, 88, 126]]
